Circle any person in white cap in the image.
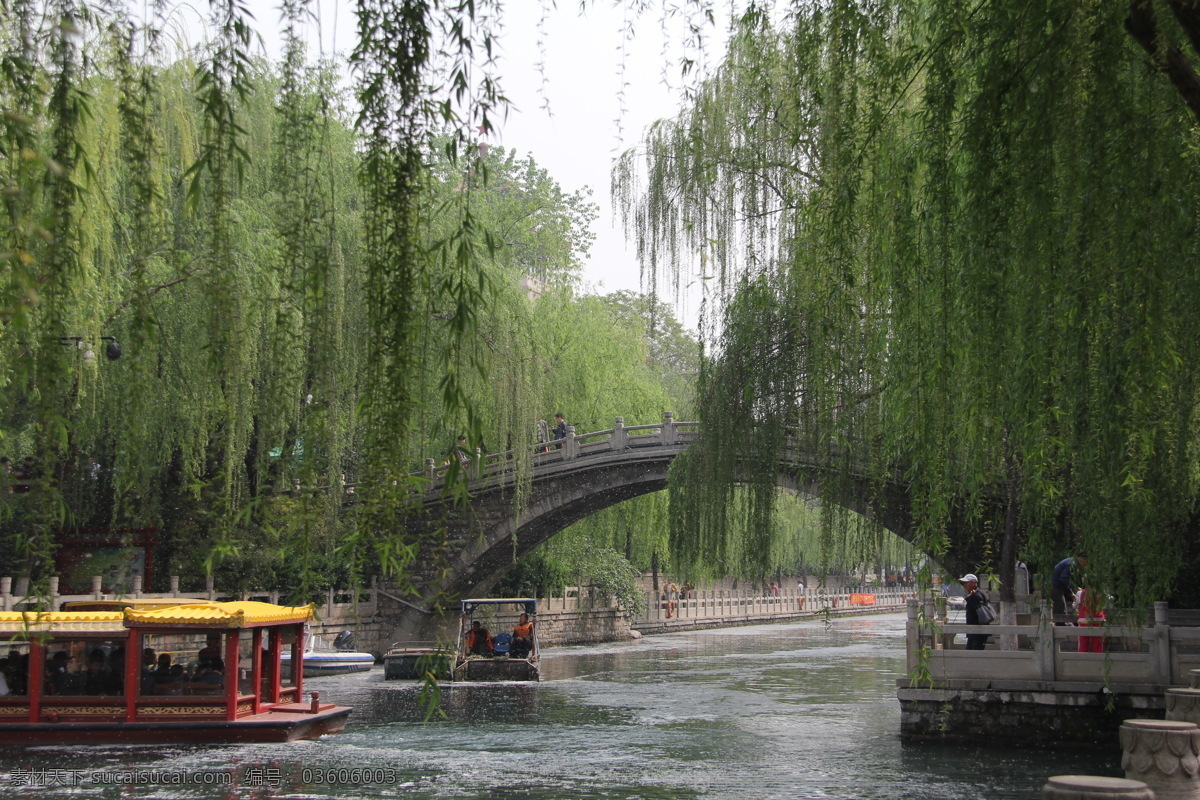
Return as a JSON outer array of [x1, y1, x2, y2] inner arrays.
[[959, 573, 991, 650]]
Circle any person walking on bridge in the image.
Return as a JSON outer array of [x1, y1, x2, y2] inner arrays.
[[553, 413, 567, 441]]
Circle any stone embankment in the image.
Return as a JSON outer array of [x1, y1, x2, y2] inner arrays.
[[900, 596, 1200, 744], [2, 574, 910, 655]]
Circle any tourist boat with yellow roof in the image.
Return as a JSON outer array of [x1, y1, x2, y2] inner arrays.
[[0, 600, 351, 744]]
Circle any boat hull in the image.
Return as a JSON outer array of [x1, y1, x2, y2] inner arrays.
[[0, 706, 351, 745], [383, 649, 452, 680], [452, 657, 539, 682], [284, 652, 376, 678]]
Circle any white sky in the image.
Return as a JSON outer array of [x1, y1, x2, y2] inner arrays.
[[221, 0, 734, 324]]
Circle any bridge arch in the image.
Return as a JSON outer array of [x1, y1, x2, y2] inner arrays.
[[389, 415, 973, 643]]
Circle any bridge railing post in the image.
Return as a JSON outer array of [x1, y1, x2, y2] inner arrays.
[[565, 426, 577, 460], [906, 599, 920, 672], [613, 417, 626, 451], [662, 411, 676, 445], [425, 458, 437, 483], [1154, 601, 1172, 685]]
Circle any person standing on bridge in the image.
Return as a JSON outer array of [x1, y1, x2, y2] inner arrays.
[[1051, 554, 1086, 624], [553, 413, 567, 442], [959, 574, 991, 651], [536, 415, 549, 453]]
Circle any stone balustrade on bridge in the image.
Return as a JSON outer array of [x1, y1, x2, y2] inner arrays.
[[417, 411, 699, 492]]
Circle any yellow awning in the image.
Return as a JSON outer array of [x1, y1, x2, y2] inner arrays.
[[0, 610, 126, 635], [122, 601, 315, 628]]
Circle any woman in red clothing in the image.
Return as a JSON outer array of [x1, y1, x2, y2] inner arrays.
[[1075, 588, 1106, 653]]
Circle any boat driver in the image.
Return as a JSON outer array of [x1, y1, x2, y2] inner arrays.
[[465, 621, 493, 656]]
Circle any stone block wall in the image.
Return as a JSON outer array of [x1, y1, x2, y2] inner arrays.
[[898, 681, 1165, 744], [534, 608, 634, 646]]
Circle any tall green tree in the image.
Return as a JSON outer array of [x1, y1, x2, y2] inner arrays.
[[618, 1, 1200, 608], [0, 0, 600, 597]]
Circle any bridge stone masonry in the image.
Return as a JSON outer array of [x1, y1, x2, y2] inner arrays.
[[381, 412, 989, 646]]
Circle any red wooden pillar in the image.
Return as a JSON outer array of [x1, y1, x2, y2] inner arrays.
[[293, 623, 304, 698], [251, 628, 263, 714], [224, 630, 239, 721], [124, 629, 139, 722], [268, 627, 282, 705], [28, 643, 44, 723]]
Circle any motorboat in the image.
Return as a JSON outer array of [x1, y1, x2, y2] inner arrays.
[[382, 598, 540, 682], [452, 598, 540, 682], [282, 628, 376, 678]]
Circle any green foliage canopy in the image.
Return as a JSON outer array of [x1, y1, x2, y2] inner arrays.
[[617, 1, 1200, 605]]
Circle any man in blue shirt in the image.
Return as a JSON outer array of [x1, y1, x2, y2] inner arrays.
[[1052, 554, 1086, 622]]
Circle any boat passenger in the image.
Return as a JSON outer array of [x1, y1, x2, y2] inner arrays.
[[197, 657, 224, 687], [5, 652, 28, 695], [155, 654, 184, 690], [140, 648, 157, 695], [46, 651, 82, 695], [84, 648, 119, 696], [197, 634, 222, 669], [510, 614, 534, 659], [107, 646, 126, 691], [465, 621, 493, 656]]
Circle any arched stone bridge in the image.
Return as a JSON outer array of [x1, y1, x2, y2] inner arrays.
[[386, 412, 982, 643]]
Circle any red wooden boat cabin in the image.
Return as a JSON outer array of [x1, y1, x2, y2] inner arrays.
[[0, 600, 351, 744]]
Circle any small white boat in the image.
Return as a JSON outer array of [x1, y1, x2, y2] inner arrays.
[[282, 628, 376, 678]]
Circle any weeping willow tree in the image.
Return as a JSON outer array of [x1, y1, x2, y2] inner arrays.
[[0, 0, 615, 600], [617, 1, 1200, 608], [492, 288, 701, 602]]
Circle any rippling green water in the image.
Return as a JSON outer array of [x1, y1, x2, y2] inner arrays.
[[0, 613, 1120, 799]]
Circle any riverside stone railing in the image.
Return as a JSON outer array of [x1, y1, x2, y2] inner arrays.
[[906, 598, 1200, 686], [636, 586, 912, 626]]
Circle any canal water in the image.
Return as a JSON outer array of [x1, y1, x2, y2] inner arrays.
[[1, 612, 1120, 799]]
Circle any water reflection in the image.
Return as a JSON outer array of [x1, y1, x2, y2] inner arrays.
[[0, 613, 1119, 800]]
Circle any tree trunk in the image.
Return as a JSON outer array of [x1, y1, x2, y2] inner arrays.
[[999, 449, 1022, 650]]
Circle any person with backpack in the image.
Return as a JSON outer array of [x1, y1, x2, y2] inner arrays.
[[959, 573, 992, 650]]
